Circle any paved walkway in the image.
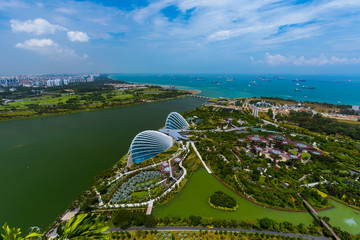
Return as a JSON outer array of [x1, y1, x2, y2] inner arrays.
[[263, 119, 279, 127], [107, 226, 330, 240], [190, 142, 212, 174], [214, 126, 249, 132], [46, 208, 80, 239], [298, 193, 340, 240], [146, 200, 154, 215]]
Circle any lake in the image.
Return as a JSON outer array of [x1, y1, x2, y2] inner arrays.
[[0, 96, 206, 230]]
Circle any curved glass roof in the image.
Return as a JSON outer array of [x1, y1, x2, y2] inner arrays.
[[128, 130, 173, 164], [165, 112, 189, 130]]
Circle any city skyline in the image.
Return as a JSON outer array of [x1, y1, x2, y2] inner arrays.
[[1, 0, 360, 74]]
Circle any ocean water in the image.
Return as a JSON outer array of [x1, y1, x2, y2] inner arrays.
[[111, 74, 360, 105]]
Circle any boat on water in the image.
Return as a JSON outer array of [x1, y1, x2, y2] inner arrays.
[[226, 78, 234, 82], [212, 80, 219, 84], [333, 81, 345, 83], [295, 89, 301, 92], [296, 83, 300, 86], [302, 86, 315, 89], [217, 83, 220, 86]]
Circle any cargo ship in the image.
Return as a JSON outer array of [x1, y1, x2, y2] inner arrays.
[[302, 86, 315, 89]]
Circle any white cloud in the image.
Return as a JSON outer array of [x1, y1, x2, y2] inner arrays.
[[55, 7, 77, 14], [260, 52, 360, 66], [127, 0, 360, 53], [15, 38, 87, 59], [0, 0, 27, 10], [10, 18, 67, 35], [67, 31, 90, 42], [15, 38, 56, 49]]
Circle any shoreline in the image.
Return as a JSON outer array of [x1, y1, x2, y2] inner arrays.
[[0, 93, 194, 123], [116, 78, 359, 106]]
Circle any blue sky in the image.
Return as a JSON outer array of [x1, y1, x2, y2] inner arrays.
[[1, 0, 360, 74]]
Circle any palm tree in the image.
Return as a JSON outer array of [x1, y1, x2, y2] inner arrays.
[[55, 213, 109, 239], [0, 223, 42, 240]]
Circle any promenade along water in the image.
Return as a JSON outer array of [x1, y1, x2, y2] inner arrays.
[[0, 96, 206, 231]]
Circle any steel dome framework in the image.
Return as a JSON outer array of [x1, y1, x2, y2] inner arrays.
[[165, 112, 189, 130], [127, 130, 173, 164]]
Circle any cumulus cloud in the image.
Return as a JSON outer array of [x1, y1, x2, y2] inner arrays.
[[15, 38, 55, 49], [67, 31, 90, 42], [10, 18, 67, 35], [15, 38, 87, 59], [253, 53, 360, 66]]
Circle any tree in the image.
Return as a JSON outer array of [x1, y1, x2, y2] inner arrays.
[[189, 215, 202, 226], [259, 217, 275, 230], [268, 109, 274, 118], [0, 223, 42, 240], [55, 213, 109, 239], [112, 209, 132, 229]]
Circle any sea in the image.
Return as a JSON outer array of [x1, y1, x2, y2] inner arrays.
[[111, 74, 360, 106]]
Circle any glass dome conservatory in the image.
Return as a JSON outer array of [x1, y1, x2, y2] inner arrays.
[[127, 130, 173, 164], [165, 112, 189, 130]]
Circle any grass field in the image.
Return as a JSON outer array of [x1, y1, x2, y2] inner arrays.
[[289, 150, 311, 159], [336, 119, 360, 125], [131, 191, 149, 198], [153, 168, 313, 225]]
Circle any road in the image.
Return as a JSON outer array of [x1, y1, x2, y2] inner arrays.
[[107, 226, 330, 240]]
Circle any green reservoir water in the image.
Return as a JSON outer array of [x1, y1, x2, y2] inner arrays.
[[154, 169, 360, 234], [0, 96, 206, 231], [320, 199, 360, 234]]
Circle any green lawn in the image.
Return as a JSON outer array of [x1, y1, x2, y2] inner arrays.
[[3, 95, 76, 109], [289, 150, 298, 155], [153, 169, 313, 225], [289, 150, 311, 159], [131, 191, 149, 198]]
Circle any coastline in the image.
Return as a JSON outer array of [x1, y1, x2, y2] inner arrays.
[[110, 74, 360, 106], [0, 92, 194, 123]]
